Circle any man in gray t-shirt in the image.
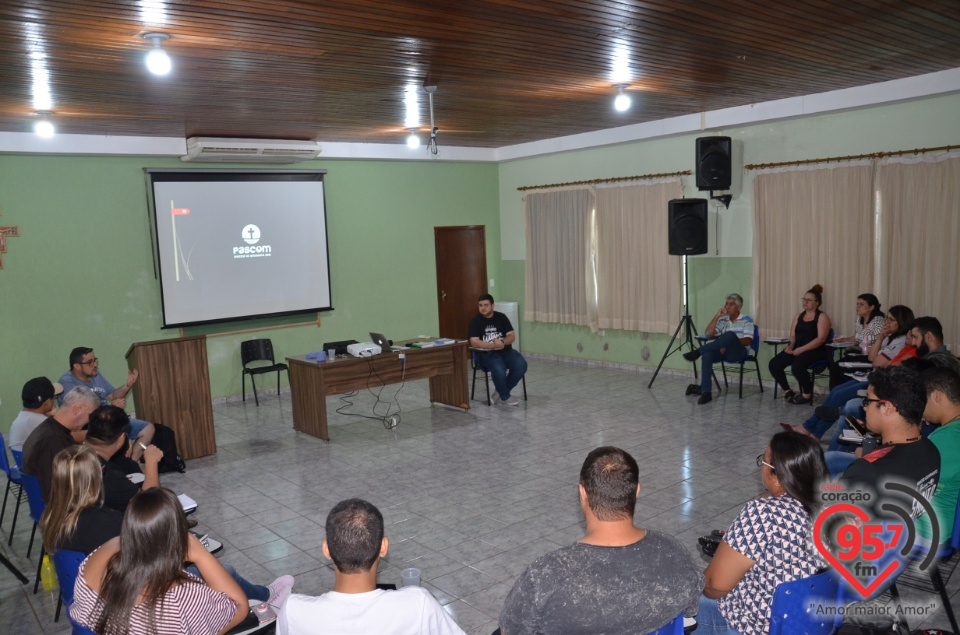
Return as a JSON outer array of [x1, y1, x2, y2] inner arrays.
[[499, 447, 704, 635]]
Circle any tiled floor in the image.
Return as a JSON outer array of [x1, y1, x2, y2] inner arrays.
[[1, 358, 957, 633]]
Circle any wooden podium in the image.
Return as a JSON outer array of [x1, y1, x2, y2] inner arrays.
[[125, 335, 216, 460]]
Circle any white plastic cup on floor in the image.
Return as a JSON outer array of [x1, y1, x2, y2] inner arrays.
[[400, 567, 421, 587]]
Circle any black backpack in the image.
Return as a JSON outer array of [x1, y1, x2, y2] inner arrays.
[[151, 423, 186, 473]]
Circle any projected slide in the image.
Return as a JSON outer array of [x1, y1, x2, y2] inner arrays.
[[149, 171, 332, 327]]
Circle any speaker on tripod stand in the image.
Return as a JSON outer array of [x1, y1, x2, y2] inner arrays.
[[668, 198, 708, 256], [648, 199, 709, 388]]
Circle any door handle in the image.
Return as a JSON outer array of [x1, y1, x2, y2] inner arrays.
[[441, 290, 447, 301]]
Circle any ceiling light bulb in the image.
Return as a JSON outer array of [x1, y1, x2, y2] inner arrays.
[[407, 132, 421, 149], [143, 33, 172, 76], [613, 85, 631, 112], [35, 119, 55, 138]]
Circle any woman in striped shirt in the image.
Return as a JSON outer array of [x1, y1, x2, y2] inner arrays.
[[71, 487, 249, 635]]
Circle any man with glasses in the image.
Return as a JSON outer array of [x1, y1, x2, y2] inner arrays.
[[835, 367, 940, 539], [59, 346, 155, 460], [682, 293, 754, 405]]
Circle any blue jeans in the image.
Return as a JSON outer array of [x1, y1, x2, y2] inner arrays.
[[185, 563, 268, 602], [826, 397, 864, 452], [696, 596, 742, 635], [825, 451, 858, 477], [699, 332, 748, 394], [128, 417, 150, 441], [476, 349, 527, 400], [801, 380, 866, 438]]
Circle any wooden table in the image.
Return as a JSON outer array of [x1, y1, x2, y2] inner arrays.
[[287, 341, 470, 441]]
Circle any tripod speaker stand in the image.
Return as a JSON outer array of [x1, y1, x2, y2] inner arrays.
[[648, 255, 700, 389]]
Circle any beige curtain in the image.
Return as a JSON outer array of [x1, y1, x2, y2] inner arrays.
[[524, 188, 596, 326], [595, 179, 683, 333], [877, 152, 960, 351], [753, 163, 874, 339]]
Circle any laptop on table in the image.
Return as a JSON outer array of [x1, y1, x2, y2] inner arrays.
[[370, 332, 403, 352]]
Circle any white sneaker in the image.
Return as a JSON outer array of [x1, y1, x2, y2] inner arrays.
[[267, 575, 295, 608], [490, 393, 501, 406], [503, 398, 520, 407]]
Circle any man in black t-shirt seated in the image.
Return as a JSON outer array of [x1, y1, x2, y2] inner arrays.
[[83, 405, 164, 513], [467, 293, 528, 407], [838, 367, 940, 542]]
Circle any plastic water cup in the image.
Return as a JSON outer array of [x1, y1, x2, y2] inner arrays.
[[327, 349, 336, 361], [400, 567, 421, 587]]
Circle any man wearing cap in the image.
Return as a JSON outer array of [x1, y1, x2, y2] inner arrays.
[[59, 346, 155, 460], [9, 377, 63, 448]]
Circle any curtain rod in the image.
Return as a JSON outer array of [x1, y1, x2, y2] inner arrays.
[[517, 170, 690, 192], [744, 144, 960, 170]]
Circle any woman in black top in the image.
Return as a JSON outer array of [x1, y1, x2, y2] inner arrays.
[[40, 445, 123, 555], [768, 284, 832, 404]]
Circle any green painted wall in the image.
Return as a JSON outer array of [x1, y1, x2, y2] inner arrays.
[[497, 92, 960, 370], [1, 155, 499, 430]]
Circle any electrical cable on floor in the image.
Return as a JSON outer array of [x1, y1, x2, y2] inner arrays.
[[334, 353, 405, 429]]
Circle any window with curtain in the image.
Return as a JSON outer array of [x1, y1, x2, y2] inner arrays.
[[524, 187, 596, 326], [752, 163, 875, 339], [594, 180, 683, 333], [523, 178, 682, 334], [877, 152, 960, 352]]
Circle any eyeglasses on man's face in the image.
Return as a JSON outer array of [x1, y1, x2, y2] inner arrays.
[[756, 454, 775, 471], [81, 358, 99, 366], [862, 397, 886, 409]]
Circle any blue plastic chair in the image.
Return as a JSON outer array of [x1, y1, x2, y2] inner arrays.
[[648, 613, 683, 635], [51, 549, 97, 633], [19, 472, 46, 593], [0, 432, 25, 544], [768, 570, 841, 635], [719, 325, 764, 398]]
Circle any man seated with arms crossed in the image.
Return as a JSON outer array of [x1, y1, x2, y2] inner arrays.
[[683, 293, 755, 405], [9, 377, 62, 448], [59, 346, 155, 460], [468, 294, 528, 407], [839, 367, 940, 541], [278, 498, 466, 635], [22, 386, 99, 501], [83, 404, 163, 513], [916, 367, 960, 544], [498, 446, 703, 635]]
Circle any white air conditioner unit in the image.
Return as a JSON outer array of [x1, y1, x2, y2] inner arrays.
[[181, 137, 322, 163]]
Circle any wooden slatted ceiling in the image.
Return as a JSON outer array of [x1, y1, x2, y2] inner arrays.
[[0, 0, 958, 147]]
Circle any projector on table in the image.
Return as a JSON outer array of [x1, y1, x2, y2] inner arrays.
[[347, 342, 382, 358]]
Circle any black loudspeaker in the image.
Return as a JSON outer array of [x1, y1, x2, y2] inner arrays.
[[668, 199, 708, 255], [696, 136, 732, 190]]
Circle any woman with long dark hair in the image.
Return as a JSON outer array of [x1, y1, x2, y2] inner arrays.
[[696, 432, 827, 635], [40, 445, 293, 614], [785, 304, 916, 440], [829, 293, 885, 387], [768, 284, 833, 404], [71, 487, 248, 635]]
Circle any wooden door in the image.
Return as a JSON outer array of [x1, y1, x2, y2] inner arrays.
[[435, 226, 487, 339]]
